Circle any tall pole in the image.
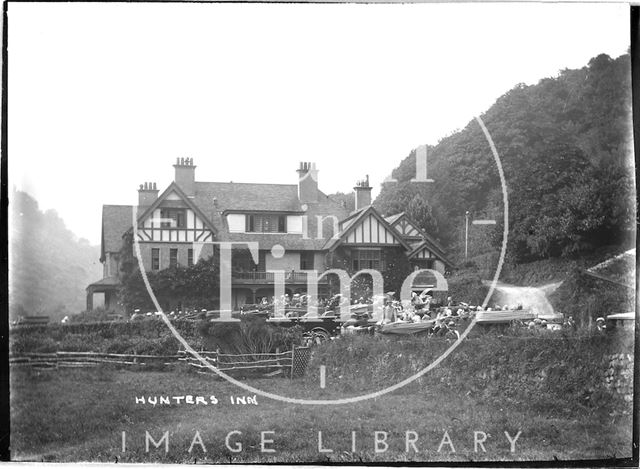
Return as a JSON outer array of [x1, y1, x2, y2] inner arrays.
[[465, 211, 470, 260]]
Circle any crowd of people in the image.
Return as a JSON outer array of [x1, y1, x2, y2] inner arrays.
[[379, 289, 509, 324], [124, 291, 578, 334], [135, 289, 573, 331], [246, 289, 528, 320], [252, 293, 337, 316]]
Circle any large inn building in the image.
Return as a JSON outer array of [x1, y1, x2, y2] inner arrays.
[[86, 159, 453, 312]]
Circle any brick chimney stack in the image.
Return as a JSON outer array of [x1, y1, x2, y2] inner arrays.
[[354, 175, 372, 210], [138, 182, 159, 207], [296, 161, 318, 204], [174, 157, 196, 197]]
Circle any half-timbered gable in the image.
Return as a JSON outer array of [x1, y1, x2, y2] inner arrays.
[[386, 212, 423, 240], [410, 244, 438, 260], [135, 183, 216, 244], [326, 206, 411, 251], [408, 239, 455, 274], [343, 213, 402, 246]]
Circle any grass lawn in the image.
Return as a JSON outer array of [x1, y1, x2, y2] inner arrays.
[[10, 365, 633, 463]]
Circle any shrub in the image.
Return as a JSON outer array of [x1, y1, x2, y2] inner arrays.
[[104, 336, 138, 354], [10, 333, 58, 354], [9, 318, 202, 355], [549, 269, 634, 328], [198, 317, 304, 355], [59, 333, 105, 352], [447, 273, 489, 306]]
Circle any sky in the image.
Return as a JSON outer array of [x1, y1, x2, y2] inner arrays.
[[8, 2, 630, 245]]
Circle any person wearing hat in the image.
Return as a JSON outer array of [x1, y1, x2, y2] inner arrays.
[[421, 291, 433, 318], [420, 288, 433, 299], [432, 309, 446, 336], [382, 292, 396, 323], [564, 315, 576, 330], [411, 291, 426, 317]]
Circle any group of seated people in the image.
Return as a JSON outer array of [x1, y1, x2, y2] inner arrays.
[[249, 293, 339, 318], [377, 290, 434, 324], [256, 293, 324, 309], [381, 291, 507, 325], [249, 290, 528, 322]]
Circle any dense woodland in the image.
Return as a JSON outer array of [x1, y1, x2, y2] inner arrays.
[[374, 53, 635, 263], [8, 189, 102, 321]]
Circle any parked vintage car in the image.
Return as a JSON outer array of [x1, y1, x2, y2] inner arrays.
[[606, 312, 635, 331]]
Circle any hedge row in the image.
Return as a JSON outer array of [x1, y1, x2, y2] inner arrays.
[[9, 317, 306, 356], [9, 319, 204, 355]]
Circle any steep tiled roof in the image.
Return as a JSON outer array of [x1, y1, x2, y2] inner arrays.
[[222, 232, 330, 251], [87, 276, 120, 289], [101, 205, 133, 259], [115, 179, 349, 252], [338, 207, 366, 232], [194, 182, 302, 214], [387, 212, 447, 253], [384, 212, 404, 225], [102, 176, 451, 260], [384, 211, 451, 266], [191, 182, 349, 250]]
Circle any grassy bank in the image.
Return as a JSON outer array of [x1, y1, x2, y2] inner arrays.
[[306, 332, 631, 413], [10, 331, 634, 463], [10, 367, 632, 463]]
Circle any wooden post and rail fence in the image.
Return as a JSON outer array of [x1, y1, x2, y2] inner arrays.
[[9, 347, 312, 378]]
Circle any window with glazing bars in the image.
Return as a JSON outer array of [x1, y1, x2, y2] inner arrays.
[[169, 248, 178, 268], [151, 248, 160, 270], [187, 248, 194, 267], [352, 249, 382, 271], [245, 214, 287, 233]]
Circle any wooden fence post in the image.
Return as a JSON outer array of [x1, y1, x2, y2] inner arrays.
[[275, 347, 280, 371], [290, 345, 295, 380]]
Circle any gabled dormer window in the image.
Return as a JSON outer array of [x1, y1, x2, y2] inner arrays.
[[246, 214, 287, 233]]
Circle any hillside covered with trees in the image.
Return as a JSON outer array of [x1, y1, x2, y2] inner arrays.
[[9, 189, 102, 322], [375, 53, 634, 264]]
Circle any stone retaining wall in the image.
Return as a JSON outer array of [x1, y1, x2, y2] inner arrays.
[[604, 352, 634, 402]]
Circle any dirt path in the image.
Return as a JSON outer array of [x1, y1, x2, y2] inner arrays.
[[482, 281, 562, 316]]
